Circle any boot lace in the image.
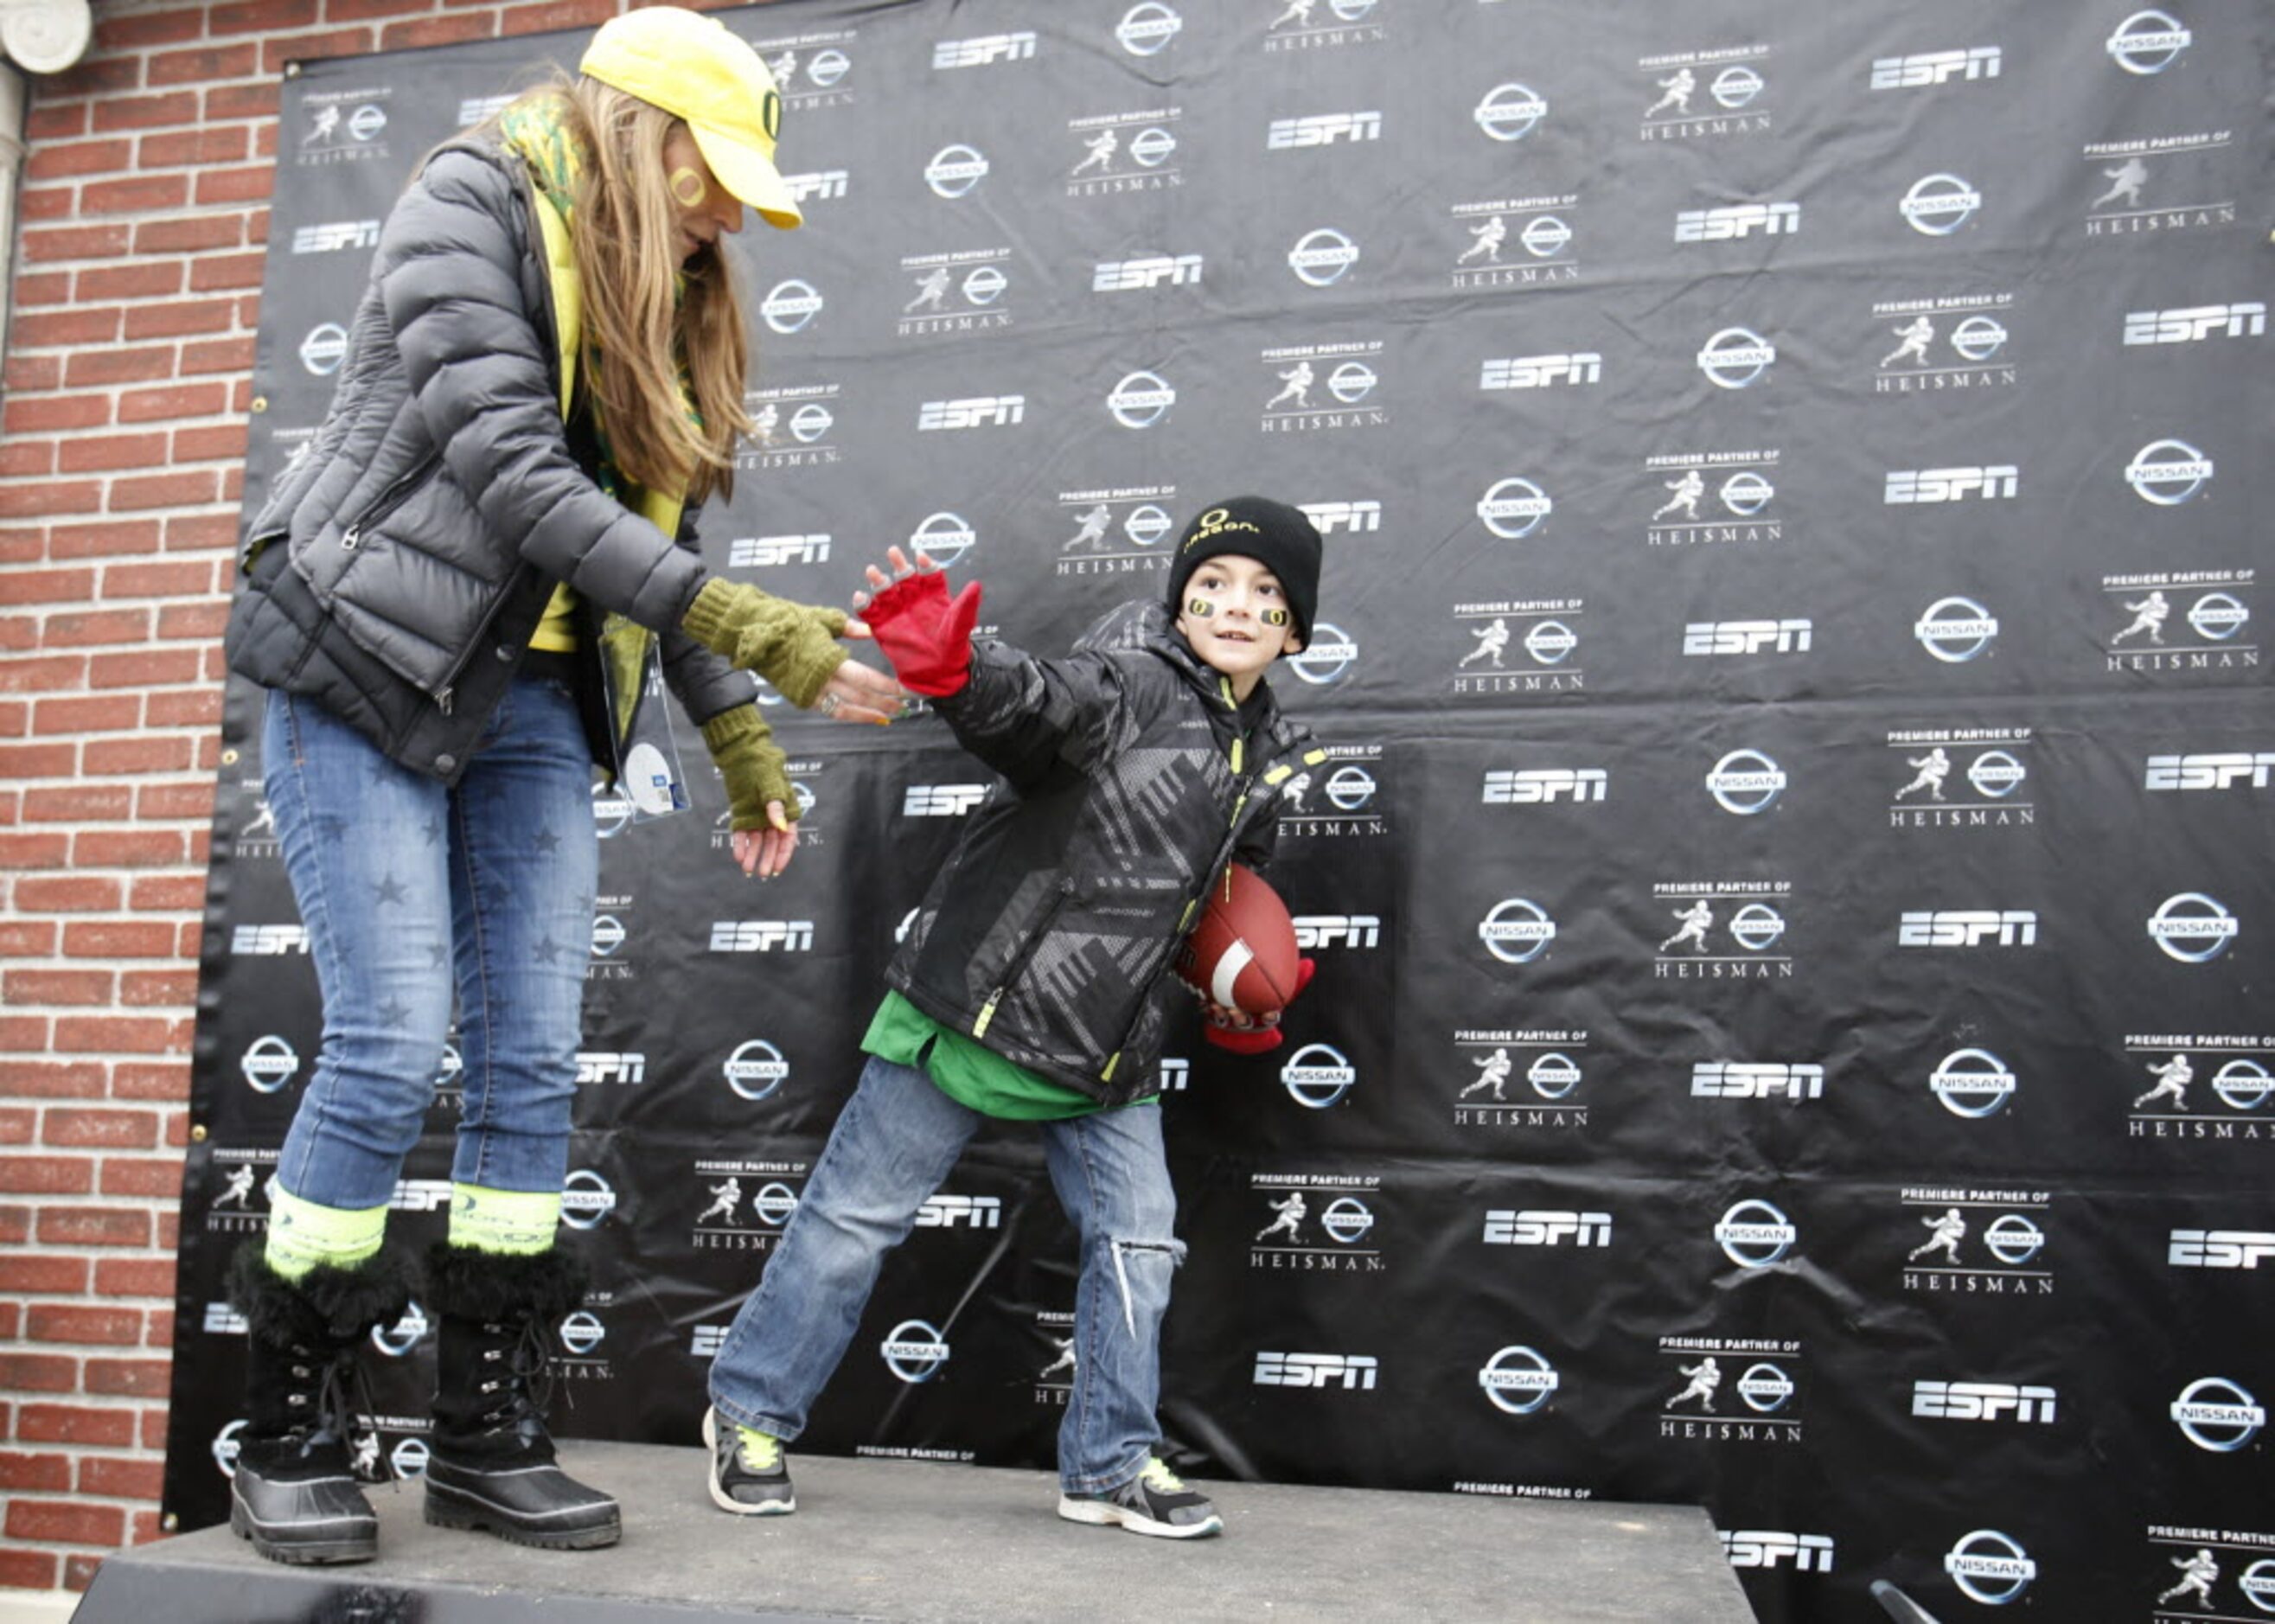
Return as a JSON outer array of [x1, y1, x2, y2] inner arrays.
[[298, 1343, 387, 1480], [476, 1317, 563, 1442]]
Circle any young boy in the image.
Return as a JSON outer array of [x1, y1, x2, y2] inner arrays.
[[702, 497, 1328, 1538]]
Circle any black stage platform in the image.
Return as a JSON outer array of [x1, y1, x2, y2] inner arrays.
[[75, 1442, 1754, 1622]]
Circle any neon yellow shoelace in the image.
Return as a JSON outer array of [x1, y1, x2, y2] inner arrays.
[[1139, 1456, 1187, 1492], [735, 1426, 782, 1473]]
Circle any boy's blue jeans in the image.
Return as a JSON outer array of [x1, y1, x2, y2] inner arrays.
[[261, 679, 598, 1209], [708, 1056, 1186, 1493]]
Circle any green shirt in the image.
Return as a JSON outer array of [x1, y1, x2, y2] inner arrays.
[[862, 990, 1157, 1121]]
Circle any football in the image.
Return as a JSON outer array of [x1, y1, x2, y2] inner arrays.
[[1175, 862, 1302, 1018]]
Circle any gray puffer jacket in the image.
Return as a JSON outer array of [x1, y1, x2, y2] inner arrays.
[[225, 130, 750, 782], [887, 599, 1326, 1104]]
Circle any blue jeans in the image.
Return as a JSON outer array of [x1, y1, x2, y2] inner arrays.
[[262, 679, 598, 1210], [708, 1056, 1185, 1493]]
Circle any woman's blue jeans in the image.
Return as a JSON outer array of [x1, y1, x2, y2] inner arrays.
[[261, 678, 598, 1210], [708, 1056, 1186, 1493]]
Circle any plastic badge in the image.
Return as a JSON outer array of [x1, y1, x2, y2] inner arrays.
[[599, 617, 690, 822]]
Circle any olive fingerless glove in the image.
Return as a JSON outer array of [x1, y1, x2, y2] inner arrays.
[[701, 704, 796, 833], [681, 578, 850, 709]]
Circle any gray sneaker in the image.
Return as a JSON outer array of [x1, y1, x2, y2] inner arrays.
[[1058, 1455, 1223, 1539], [702, 1407, 794, 1516]]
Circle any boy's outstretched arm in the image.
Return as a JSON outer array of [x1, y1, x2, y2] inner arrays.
[[855, 550, 1128, 790]]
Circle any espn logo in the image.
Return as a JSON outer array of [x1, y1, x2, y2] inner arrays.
[[690, 1326, 728, 1359], [388, 1180, 454, 1213], [1293, 915, 1381, 949], [1254, 1352, 1378, 1391], [2169, 1229, 2275, 1269], [708, 921, 816, 953], [2123, 303, 2265, 345], [1482, 769, 1607, 804], [232, 924, 309, 955], [1481, 1209, 1611, 1247], [903, 784, 988, 817], [1266, 112, 1383, 149], [914, 1194, 1003, 1229], [1912, 1380, 2057, 1423], [1673, 203, 1799, 242], [1884, 466, 2018, 503], [917, 396, 1025, 432], [1898, 911, 2038, 948], [203, 1304, 249, 1335], [1683, 620, 1813, 656], [2146, 752, 2275, 790], [1092, 254, 1204, 292], [1869, 46, 2002, 88], [1300, 501, 1381, 535], [1479, 353, 1601, 390], [574, 1052, 646, 1085], [729, 534, 832, 568], [783, 170, 848, 203], [1692, 1063, 1825, 1101], [291, 219, 380, 254], [932, 31, 1036, 69], [1720, 1531, 1837, 1572]]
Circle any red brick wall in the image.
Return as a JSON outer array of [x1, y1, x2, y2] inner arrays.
[[0, 0, 747, 1593]]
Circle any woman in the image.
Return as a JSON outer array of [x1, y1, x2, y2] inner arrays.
[[219, 7, 900, 1564]]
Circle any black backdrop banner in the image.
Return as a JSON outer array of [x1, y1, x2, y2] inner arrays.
[[168, 3, 2272, 1618]]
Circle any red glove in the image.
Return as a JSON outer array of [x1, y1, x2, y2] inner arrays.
[[1199, 960, 1314, 1053], [864, 570, 982, 697], [1205, 1019, 1283, 1055]]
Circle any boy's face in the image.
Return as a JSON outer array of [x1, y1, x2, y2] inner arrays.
[[1174, 553, 1303, 698]]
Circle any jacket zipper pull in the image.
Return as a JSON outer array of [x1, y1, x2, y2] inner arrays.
[[436, 687, 454, 716], [973, 989, 1001, 1038], [341, 522, 361, 551]]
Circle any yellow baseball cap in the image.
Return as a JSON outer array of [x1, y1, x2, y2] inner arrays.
[[580, 7, 801, 229]]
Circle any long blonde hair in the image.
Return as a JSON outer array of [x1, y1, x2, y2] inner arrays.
[[492, 78, 755, 504]]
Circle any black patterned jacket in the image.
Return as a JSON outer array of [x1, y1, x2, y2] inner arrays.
[[886, 599, 1325, 1104]]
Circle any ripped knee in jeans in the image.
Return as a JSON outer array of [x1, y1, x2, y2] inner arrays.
[[1104, 1235, 1185, 1337]]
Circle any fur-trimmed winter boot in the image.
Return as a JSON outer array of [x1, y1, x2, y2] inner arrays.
[[420, 1244, 621, 1550], [226, 1242, 419, 1564]]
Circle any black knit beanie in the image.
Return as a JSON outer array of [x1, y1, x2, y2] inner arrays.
[[1164, 496, 1322, 647]]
